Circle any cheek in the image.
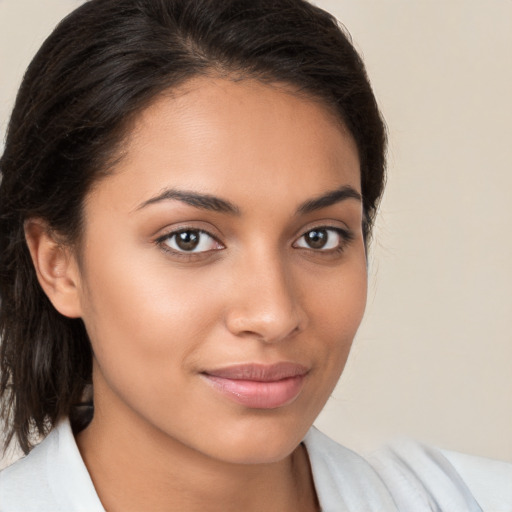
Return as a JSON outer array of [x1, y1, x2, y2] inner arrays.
[[77, 242, 224, 387], [78, 261, 229, 433], [305, 253, 368, 371]]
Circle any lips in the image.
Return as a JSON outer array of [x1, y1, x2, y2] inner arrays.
[[201, 362, 309, 409]]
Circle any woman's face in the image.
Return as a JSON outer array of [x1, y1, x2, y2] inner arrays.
[[75, 77, 367, 464]]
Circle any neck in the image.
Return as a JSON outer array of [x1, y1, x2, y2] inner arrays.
[[76, 394, 318, 512]]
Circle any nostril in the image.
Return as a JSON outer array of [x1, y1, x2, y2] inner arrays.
[[224, 306, 306, 344]]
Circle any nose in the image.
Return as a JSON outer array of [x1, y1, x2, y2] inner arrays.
[[224, 251, 307, 343]]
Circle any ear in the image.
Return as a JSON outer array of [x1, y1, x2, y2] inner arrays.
[[24, 219, 83, 318]]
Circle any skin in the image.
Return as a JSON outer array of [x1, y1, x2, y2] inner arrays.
[[27, 77, 367, 511]]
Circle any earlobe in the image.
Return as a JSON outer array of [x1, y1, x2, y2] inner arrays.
[[24, 219, 83, 318]]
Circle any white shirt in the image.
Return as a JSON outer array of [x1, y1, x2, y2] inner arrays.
[[1, 419, 511, 511], [369, 439, 512, 512]]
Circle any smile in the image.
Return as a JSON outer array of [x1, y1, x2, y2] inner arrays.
[[201, 363, 309, 409]]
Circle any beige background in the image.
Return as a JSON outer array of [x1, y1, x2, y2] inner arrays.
[[1, 0, 511, 465]]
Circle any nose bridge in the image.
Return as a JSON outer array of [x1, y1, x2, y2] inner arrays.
[[225, 245, 305, 342]]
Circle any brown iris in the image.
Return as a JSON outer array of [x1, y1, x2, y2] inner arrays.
[[304, 229, 328, 249], [175, 230, 200, 251]]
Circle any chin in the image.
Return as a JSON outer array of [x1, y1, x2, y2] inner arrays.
[[197, 414, 311, 466], [216, 439, 300, 466]]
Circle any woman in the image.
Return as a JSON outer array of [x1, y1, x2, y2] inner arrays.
[[0, 1, 504, 511]]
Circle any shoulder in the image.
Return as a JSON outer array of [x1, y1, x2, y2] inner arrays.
[[369, 439, 512, 512], [442, 448, 512, 511], [0, 419, 104, 512], [305, 428, 512, 512], [0, 429, 57, 511]]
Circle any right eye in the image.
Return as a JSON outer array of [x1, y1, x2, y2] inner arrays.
[[157, 229, 223, 254]]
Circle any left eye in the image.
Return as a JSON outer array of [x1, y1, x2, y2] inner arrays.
[[160, 229, 221, 253], [293, 228, 345, 250]]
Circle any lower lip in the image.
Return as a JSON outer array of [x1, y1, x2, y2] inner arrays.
[[203, 374, 306, 409]]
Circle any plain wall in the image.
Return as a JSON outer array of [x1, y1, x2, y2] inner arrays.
[[1, 0, 511, 464]]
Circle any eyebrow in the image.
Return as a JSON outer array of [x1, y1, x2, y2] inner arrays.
[[136, 184, 361, 215], [137, 189, 240, 215], [296, 185, 362, 214]]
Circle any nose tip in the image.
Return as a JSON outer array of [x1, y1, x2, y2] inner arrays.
[[224, 264, 306, 343], [225, 308, 303, 343]]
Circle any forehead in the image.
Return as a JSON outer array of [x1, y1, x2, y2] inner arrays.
[[92, 77, 361, 213]]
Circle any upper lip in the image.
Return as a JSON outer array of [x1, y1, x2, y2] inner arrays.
[[203, 362, 309, 382]]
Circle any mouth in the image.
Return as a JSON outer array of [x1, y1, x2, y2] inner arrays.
[[201, 362, 309, 409]]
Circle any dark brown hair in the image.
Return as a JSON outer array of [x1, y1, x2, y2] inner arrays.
[[0, 0, 386, 453]]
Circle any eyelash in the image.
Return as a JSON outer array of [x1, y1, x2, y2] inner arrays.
[[155, 225, 354, 258]]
